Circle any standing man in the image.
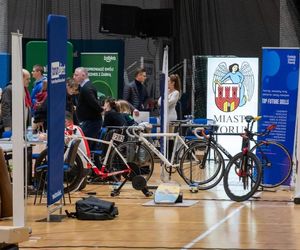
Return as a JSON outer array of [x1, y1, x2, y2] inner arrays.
[[1, 69, 32, 133], [31, 64, 47, 108], [123, 68, 149, 116], [73, 67, 103, 150]]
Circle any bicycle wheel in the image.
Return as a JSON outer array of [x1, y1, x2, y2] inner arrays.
[[251, 141, 292, 188], [108, 141, 154, 181], [179, 142, 224, 190], [34, 148, 85, 193], [176, 139, 206, 164], [223, 152, 262, 202], [166, 139, 205, 174]]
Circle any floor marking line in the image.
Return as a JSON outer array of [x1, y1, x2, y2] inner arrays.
[[181, 204, 246, 249]]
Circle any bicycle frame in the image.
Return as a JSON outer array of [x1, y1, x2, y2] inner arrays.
[[68, 134, 132, 178], [196, 129, 235, 163], [133, 131, 189, 168]]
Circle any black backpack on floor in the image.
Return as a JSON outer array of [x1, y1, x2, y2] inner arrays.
[[66, 196, 118, 220]]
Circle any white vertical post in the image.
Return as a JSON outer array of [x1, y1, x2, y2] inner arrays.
[[140, 56, 144, 68], [161, 46, 169, 180], [11, 32, 25, 226]]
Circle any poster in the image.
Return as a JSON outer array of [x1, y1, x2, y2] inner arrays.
[[81, 52, 119, 98], [47, 15, 67, 205], [259, 47, 299, 185], [207, 57, 259, 155]]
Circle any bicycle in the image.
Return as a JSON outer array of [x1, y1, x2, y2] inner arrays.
[[179, 124, 231, 190], [222, 116, 267, 201], [181, 114, 292, 193], [221, 115, 292, 199], [35, 129, 155, 197], [118, 125, 202, 183], [249, 124, 292, 189]]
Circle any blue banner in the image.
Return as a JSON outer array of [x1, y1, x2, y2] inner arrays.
[[0, 53, 11, 89], [259, 48, 299, 185], [47, 15, 67, 205]]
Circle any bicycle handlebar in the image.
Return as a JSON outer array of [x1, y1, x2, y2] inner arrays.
[[254, 123, 276, 137], [193, 127, 208, 139], [245, 115, 262, 123], [126, 126, 144, 138]]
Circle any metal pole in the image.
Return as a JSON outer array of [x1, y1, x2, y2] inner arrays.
[[191, 56, 195, 116], [183, 58, 187, 93]]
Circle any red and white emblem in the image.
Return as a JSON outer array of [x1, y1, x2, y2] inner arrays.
[[215, 84, 240, 112]]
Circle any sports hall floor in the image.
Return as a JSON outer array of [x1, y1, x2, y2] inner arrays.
[[0, 164, 299, 250]]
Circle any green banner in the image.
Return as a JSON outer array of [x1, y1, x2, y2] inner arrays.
[[81, 52, 119, 98], [26, 41, 73, 91]]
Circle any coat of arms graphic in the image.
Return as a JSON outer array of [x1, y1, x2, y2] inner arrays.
[[212, 62, 255, 112]]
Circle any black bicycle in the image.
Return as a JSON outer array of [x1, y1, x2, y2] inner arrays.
[[180, 115, 292, 196], [223, 116, 263, 201]]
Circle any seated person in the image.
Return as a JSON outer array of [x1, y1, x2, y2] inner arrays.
[[116, 99, 136, 126], [102, 97, 126, 128]]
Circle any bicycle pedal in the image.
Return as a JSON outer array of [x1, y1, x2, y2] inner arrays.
[[110, 190, 120, 197], [189, 183, 199, 193], [144, 191, 153, 197]]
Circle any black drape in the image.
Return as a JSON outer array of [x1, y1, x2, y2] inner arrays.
[[173, 0, 280, 62]]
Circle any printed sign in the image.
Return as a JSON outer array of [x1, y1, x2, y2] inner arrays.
[[207, 57, 259, 154], [81, 52, 118, 98], [259, 48, 299, 185], [47, 15, 67, 205]]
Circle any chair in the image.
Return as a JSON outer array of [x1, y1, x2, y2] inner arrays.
[[149, 117, 159, 133], [90, 127, 107, 157], [34, 138, 81, 205], [184, 118, 216, 141]]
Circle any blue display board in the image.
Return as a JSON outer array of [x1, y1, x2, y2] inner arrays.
[[0, 53, 11, 89], [259, 48, 299, 185], [47, 15, 67, 205]]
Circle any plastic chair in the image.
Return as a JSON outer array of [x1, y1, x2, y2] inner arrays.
[[192, 118, 215, 125], [34, 138, 81, 205], [90, 127, 107, 157], [149, 117, 159, 133], [2, 130, 12, 138], [185, 118, 216, 141]]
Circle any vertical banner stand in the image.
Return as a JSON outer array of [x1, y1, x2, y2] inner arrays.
[[44, 15, 67, 222], [11, 32, 25, 227], [260, 48, 299, 187], [294, 55, 300, 203]]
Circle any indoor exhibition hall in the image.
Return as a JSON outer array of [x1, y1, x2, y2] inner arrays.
[[1, 0, 300, 249]]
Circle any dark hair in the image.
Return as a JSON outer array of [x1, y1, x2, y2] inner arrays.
[[169, 74, 181, 91], [33, 64, 44, 74], [65, 111, 73, 122], [105, 97, 120, 112], [134, 68, 146, 78], [229, 63, 239, 72], [66, 77, 76, 88]]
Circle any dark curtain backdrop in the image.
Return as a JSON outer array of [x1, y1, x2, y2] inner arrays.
[[288, 0, 300, 43], [173, 0, 280, 62]]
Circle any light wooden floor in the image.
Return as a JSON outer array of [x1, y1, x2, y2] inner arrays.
[[1, 166, 300, 250]]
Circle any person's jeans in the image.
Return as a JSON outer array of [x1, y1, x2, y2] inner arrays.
[[80, 119, 102, 150]]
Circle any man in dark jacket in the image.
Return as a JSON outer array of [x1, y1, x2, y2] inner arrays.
[[73, 67, 103, 150], [123, 68, 149, 116]]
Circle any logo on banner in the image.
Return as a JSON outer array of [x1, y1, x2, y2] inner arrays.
[[212, 62, 255, 112], [104, 55, 117, 63], [51, 61, 66, 84]]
